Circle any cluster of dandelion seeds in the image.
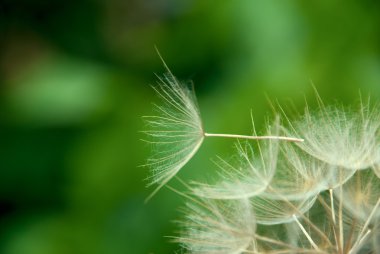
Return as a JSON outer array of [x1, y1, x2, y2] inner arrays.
[[143, 66, 380, 253]]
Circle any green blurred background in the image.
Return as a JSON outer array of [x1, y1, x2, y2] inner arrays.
[[1, 1, 380, 253]]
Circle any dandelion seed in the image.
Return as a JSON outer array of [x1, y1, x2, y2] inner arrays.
[[288, 103, 380, 171], [144, 58, 302, 200], [335, 167, 380, 222], [260, 140, 328, 201], [176, 197, 255, 254]]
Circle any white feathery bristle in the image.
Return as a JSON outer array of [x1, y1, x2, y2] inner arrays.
[[335, 167, 380, 222], [250, 194, 317, 225], [176, 198, 255, 254], [290, 104, 380, 171], [261, 140, 328, 201], [143, 70, 204, 199]]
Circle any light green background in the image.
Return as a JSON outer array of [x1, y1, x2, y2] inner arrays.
[[1, 1, 379, 253]]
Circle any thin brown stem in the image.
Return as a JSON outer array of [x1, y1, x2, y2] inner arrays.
[[265, 186, 333, 248], [344, 218, 357, 254], [329, 189, 336, 225], [350, 197, 380, 252], [338, 170, 344, 254], [292, 214, 320, 251], [318, 195, 341, 254]]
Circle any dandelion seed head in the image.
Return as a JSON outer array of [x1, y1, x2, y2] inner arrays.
[[143, 68, 380, 253]]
